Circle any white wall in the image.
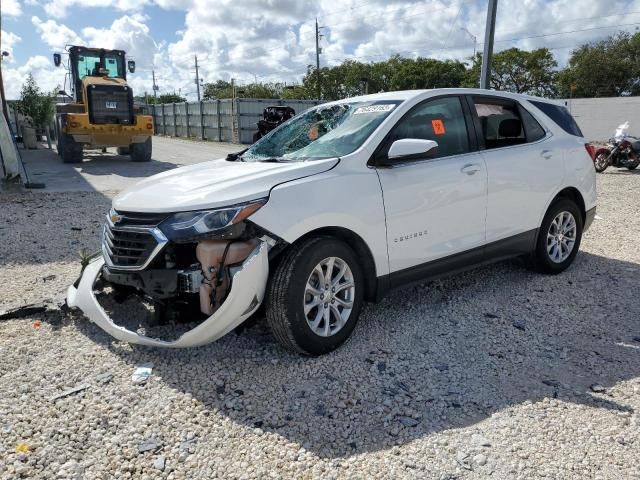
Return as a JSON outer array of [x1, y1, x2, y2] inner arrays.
[[561, 97, 640, 142]]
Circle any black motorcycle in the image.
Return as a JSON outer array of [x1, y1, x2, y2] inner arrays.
[[252, 106, 295, 143]]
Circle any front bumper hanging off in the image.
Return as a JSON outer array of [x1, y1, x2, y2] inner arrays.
[[66, 242, 269, 348]]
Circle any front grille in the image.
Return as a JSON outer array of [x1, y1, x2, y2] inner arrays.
[[88, 84, 133, 125], [112, 211, 168, 228], [103, 211, 168, 270]]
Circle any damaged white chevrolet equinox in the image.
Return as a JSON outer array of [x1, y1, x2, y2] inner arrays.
[[67, 89, 597, 355]]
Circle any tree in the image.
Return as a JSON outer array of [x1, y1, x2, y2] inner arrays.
[[463, 48, 558, 96], [202, 80, 289, 100], [302, 56, 468, 101], [558, 32, 640, 97], [15, 74, 55, 129]]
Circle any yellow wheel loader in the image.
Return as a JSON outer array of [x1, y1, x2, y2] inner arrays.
[[53, 46, 154, 163]]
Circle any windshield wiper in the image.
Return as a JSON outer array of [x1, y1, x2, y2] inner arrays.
[[260, 157, 294, 163], [226, 149, 248, 162]]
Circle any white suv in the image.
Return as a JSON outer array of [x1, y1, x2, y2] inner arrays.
[[67, 88, 597, 355]]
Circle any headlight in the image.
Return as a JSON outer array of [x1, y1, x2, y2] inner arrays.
[[159, 199, 266, 241]]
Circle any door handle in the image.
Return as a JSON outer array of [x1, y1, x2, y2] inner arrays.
[[461, 163, 481, 175], [541, 150, 553, 160]]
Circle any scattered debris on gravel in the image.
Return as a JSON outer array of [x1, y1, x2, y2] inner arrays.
[[1, 172, 639, 478]]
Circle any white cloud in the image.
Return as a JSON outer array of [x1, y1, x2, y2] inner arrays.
[[8, 0, 640, 100], [2, 0, 22, 16], [0, 31, 22, 63], [82, 15, 159, 68], [3, 55, 64, 99], [32, 16, 83, 50], [39, 0, 150, 18]]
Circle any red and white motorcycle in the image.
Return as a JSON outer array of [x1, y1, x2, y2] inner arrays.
[[593, 121, 640, 173]]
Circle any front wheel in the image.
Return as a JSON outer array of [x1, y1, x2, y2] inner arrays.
[[528, 199, 583, 274], [594, 151, 609, 172], [130, 137, 152, 162], [265, 237, 364, 356], [60, 132, 83, 163]]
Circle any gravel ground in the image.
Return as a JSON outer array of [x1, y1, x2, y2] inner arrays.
[[1, 169, 640, 479]]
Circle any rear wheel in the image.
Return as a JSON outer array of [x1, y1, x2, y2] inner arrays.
[[528, 199, 583, 274], [265, 237, 364, 356], [60, 132, 83, 164], [627, 159, 639, 170], [594, 151, 609, 172], [54, 118, 62, 155], [130, 137, 152, 162]]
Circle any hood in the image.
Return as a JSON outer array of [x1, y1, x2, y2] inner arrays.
[[113, 157, 339, 213]]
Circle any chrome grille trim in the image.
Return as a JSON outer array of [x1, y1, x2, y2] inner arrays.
[[102, 213, 168, 272]]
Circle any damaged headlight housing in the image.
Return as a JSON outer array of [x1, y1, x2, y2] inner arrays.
[[159, 199, 267, 241]]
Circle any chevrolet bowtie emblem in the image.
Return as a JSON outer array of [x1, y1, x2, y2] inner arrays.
[[110, 212, 122, 224]]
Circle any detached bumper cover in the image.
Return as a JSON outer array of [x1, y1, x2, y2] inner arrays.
[[66, 242, 269, 348]]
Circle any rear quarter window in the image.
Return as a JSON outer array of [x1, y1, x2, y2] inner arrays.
[[530, 100, 583, 137]]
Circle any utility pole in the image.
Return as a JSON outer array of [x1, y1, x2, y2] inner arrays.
[[480, 0, 498, 89], [152, 70, 158, 100], [315, 18, 321, 100], [194, 55, 201, 102], [0, 28, 10, 123]]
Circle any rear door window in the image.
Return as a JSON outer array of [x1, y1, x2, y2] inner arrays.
[[529, 101, 583, 137], [471, 96, 546, 149]]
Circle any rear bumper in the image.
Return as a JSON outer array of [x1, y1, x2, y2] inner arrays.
[[66, 242, 269, 348]]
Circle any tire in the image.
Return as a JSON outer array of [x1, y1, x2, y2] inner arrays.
[[594, 151, 609, 173], [116, 146, 130, 156], [55, 119, 62, 156], [60, 132, 83, 163], [627, 160, 639, 170], [528, 199, 583, 274], [265, 237, 364, 356], [130, 137, 152, 162]]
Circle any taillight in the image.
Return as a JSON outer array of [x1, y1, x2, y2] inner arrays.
[[146, 123, 153, 130], [585, 143, 596, 159], [70, 121, 80, 128]]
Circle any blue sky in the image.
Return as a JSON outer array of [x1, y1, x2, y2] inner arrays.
[[3, 0, 640, 100]]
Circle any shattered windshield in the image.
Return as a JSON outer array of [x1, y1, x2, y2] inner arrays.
[[241, 100, 402, 162]]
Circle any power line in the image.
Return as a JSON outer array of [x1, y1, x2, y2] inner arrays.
[[344, 20, 640, 62]]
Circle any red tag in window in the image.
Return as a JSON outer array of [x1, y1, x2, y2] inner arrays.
[[432, 119, 446, 135]]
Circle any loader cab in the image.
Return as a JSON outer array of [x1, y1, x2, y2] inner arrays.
[[68, 47, 127, 102]]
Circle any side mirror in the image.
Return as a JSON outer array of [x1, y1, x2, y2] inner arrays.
[[53, 53, 61, 67], [127, 60, 136, 73], [387, 139, 439, 162]]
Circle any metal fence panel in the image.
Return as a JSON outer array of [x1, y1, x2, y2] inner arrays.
[[141, 97, 320, 144], [175, 103, 188, 138]]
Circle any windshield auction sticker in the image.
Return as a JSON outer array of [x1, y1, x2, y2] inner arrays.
[[353, 104, 396, 115]]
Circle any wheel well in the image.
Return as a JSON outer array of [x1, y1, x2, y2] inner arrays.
[[286, 227, 379, 301], [552, 187, 586, 223]]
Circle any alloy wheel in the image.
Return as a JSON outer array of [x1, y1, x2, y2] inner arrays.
[[303, 256, 355, 337], [546, 211, 577, 263]]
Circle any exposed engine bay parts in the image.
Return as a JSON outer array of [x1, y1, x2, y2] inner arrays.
[[67, 242, 268, 348]]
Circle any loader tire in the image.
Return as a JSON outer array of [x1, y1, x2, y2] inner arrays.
[[60, 132, 83, 164], [130, 137, 152, 162]]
